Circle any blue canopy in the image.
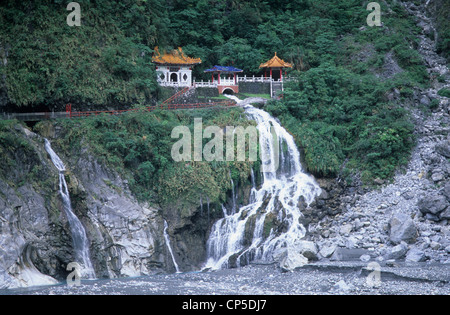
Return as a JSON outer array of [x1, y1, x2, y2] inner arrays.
[[204, 65, 243, 73]]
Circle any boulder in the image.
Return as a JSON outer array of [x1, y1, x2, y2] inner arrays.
[[386, 242, 408, 260], [279, 249, 308, 272], [420, 95, 431, 106], [389, 213, 417, 244], [295, 240, 319, 261], [417, 195, 448, 215], [402, 191, 414, 201], [443, 182, 450, 201], [431, 172, 444, 182], [339, 224, 353, 236], [319, 243, 337, 259], [435, 138, 450, 158], [405, 247, 426, 263], [440, 208, 450, 220], [331, 248, 370, 261]]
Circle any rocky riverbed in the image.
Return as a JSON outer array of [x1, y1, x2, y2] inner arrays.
[[1, 262, 448, 295]]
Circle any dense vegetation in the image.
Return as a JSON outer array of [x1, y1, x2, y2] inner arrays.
[[39, 108, 258, 206], [433, 0, 450, 61], [0, 0, 438, 107], [1, 0, 448, 187], [263, 0, 431, 181], [0, 120, 43, 187]]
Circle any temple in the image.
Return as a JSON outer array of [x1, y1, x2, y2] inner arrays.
[[203, 65, 243, 94], [259, 52, 292, 82], [152, 47, 202, 87], [152, 48, 291, 97]]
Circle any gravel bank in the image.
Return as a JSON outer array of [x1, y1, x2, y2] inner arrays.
[[1, 262, 448, 295]]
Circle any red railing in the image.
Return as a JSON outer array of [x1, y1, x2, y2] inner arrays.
[[160, 86, 191, 108], [1, 97, 237, 122]]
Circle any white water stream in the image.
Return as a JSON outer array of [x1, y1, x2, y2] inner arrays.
[[164, 220, 181, 273], [44, 139, 96, 279], [205, 98, 321, 269]]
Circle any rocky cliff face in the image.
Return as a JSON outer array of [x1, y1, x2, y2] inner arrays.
[[0, 124, 205, 288], [0, 118, 254, 288], [0, 125, 74, 288]]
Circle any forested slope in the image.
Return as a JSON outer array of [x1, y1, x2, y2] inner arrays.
[[0, 0, 448, 182]]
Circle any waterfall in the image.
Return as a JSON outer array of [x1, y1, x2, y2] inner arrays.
[[44, 139, 96, 279], [249, 168, 257, 204], [206, 196, 211, 224], [163, 220, 181, 273], [204, 105, 321, 269], [230, 172, 237, 215], [221, 204, 228, 217]]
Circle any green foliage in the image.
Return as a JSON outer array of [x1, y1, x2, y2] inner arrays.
[[0, 120, 36, 183], [433, 0, 450, 61], [438, 88, 450, 98], [0, 0, 166, 107], [53, 108, 256, 205], [267, 63, 415, 181], [2, 0, 432, 186], [1, 0, 431, 107], [429, 99, 440, 110]]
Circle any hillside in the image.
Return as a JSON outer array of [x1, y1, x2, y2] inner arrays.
[[1, 0, 446, 182]]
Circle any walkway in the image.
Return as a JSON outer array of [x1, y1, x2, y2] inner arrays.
[[0, 100, 237, 122]]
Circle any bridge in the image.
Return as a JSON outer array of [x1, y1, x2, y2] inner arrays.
[[0, 100, 237, 122], [0, 86, 240, 122]]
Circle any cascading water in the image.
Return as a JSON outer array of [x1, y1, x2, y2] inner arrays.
[[44, 139, 96, 279], [249, 168, 257, 204], [230, 172, 237, 215], [204, 104, 322, 269], [163, 220, 181, 273]]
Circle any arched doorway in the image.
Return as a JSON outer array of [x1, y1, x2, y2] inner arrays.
[[170, 73, 178, 82], [223, 88, 235, 95]]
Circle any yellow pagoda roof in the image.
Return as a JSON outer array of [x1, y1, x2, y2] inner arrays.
[[152, 47, 202, 65], [259, 52, 292, 68]]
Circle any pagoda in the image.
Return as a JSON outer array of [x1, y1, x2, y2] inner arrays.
[[259, 52, 292, 82], [152, 47, 202, 87]]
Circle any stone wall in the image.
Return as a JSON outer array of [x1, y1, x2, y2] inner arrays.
[[196, 87, 219, 98], [238, 82, 270, 95]]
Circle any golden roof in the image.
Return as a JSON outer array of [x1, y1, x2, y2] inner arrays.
[[152, 47, 202, 65], [259, 52, 292, 68]]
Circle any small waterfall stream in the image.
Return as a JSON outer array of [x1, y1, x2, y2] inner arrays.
[[204, 103, 322, 269], [44, 139, 96, 279], [164, 220, 181, 273]]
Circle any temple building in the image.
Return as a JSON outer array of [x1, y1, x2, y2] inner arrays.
[[259, 52, 292, 82], [152, 47, 202, 87], [204, 65, 243, 94]]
